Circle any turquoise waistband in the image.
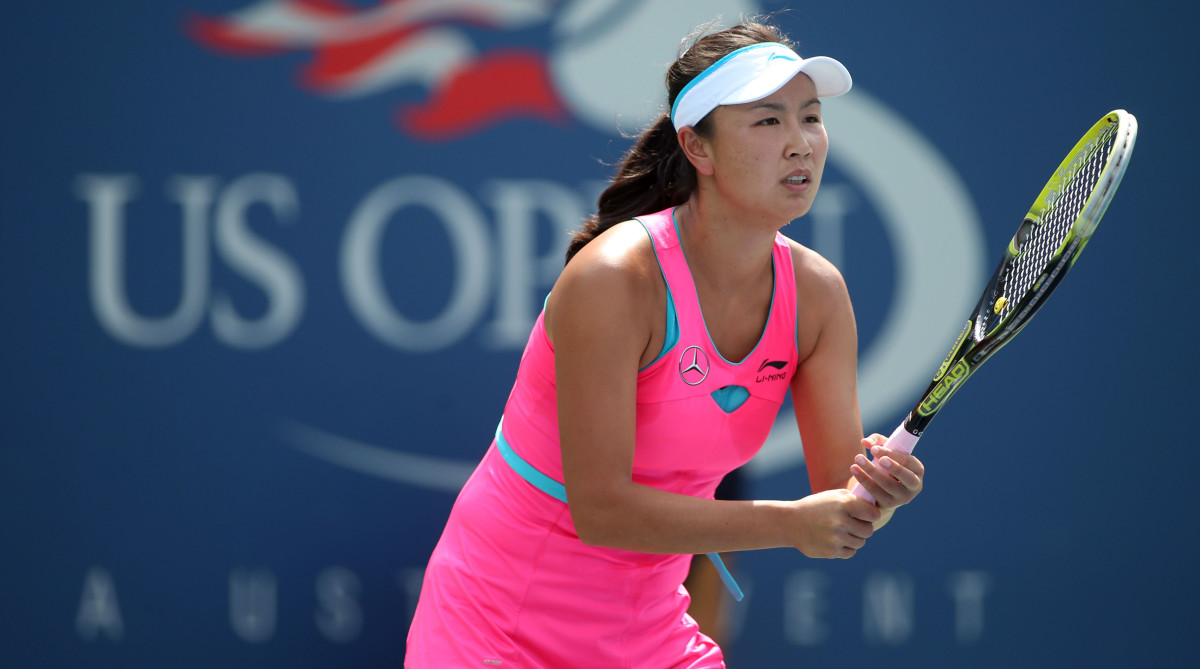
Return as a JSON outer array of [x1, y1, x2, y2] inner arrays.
[[495, 417, 568, 503], [493, 417, 744, 602]]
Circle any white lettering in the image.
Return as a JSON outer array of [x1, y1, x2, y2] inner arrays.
[[80, 173, 606, 353], [482, 179, 582, 348], [66, 565, 993, 647], [315, 566, 363, 643], [77, 174, 213, 348], [230, 567, 277, 643], [863, 571, 914, 644], [947, 570, 992, 644], [341, 175, 491, 352], [783, 570, 829, 646], [211, 173, 305, 349], [75, 567, 124, 641], [77, 174, 306, 349]]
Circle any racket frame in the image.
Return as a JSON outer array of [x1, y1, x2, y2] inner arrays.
[[851, 109, 1137, 502]]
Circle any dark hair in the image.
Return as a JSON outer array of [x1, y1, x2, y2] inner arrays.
[[564, 20, 794, 264]]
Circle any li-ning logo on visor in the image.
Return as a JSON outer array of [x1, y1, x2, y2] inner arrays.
[[679, 346, 710, 386]]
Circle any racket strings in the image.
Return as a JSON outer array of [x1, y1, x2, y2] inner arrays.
[[992, 124, 1118, 326]]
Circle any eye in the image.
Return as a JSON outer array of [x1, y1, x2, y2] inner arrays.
[[804, 114, 823, 124], [756, 117, 780, 126]]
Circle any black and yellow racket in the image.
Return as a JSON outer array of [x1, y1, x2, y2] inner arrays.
[[853, 110, 1138, 502]]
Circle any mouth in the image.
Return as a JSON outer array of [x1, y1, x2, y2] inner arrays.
[[782, 171, 812, 189]]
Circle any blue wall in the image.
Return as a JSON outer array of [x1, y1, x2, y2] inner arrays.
[[2, 1, 1197, 666]]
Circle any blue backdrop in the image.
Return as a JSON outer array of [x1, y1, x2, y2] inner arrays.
[[2, 1, 1197, 666]]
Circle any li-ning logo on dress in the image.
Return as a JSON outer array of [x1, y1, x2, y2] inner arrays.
[[756, 358, 789, 383], [679, 346, 710, 386]]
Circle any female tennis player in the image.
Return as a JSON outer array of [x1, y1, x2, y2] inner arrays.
[[405, 19, 925, 668]]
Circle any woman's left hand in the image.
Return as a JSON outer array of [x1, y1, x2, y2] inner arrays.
[[850, 433, 925, 511]]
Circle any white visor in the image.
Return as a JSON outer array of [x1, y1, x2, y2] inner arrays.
[[670, 42, 852, 131]]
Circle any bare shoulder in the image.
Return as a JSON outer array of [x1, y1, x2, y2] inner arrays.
[[552, 220, 660, 303], [786, 238, 851, 307], [546, 220, 663, 346], [785, 238, 855, 362]]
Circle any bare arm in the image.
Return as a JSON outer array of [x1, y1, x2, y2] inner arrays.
[[789, 244, 866, 494], [789, 243, 924, 530], [547, 226, 879, 558]]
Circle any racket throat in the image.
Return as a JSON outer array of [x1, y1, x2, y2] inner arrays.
[[916, 359, 971, 419]]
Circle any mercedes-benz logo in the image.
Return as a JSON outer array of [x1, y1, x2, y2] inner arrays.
[[678, 346, 710, 386]]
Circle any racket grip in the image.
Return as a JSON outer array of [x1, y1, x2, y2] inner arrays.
[[851, 422, 921, 504]]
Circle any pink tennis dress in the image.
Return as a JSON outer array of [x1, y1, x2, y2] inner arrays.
[[405, 207, 798, 668]]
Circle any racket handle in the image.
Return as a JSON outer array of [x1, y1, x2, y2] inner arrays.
[[851, 422, 921, 504]]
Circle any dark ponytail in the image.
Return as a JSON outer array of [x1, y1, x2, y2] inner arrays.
[[565, 20, 793, 264]]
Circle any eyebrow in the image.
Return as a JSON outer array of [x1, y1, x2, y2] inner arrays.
[[748, 98, 822, 112]]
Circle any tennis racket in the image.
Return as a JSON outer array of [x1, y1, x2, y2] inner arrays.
[[852, 109, 1138, 503]]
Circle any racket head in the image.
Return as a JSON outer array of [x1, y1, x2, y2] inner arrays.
[[980, 110, 1137, 339], [906, 110, 1137, 433]]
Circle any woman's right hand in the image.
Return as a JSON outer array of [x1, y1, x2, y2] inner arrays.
[[788, 489, 881, 559]]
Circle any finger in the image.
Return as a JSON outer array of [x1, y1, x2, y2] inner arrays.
[[870, 460, 917, 504], [861, 433, 887, 450], [847, 518, 875, 540], [871, 448, 924, 497], [854, 453, 895, 487], [837, 527, 868, 550], [877, 456, 922, 492], [853, 457, 903, 506], [873, 446, 925, 477], [851, 459, 889, 503]]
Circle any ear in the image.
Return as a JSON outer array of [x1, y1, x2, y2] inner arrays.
[[677, 126, 715, 177]]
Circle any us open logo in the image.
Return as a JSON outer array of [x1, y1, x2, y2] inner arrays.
[[122, 0, 989, 489]]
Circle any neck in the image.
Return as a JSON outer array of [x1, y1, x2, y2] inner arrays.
[[674, 195, 777, 291]]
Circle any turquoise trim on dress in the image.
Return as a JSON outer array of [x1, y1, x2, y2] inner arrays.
[[492, 417, 744, 601], [635, 218, 681, 372], [495, 417, 567, 503], [710, 385, 751, 413], [670, 209, 777, 367], [657, 289, 680, 367]]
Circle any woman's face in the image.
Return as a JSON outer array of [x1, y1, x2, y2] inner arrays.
[[702, 73, 829, 224]]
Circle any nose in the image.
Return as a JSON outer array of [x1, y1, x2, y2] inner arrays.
[[786, 119, 813, 158]]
